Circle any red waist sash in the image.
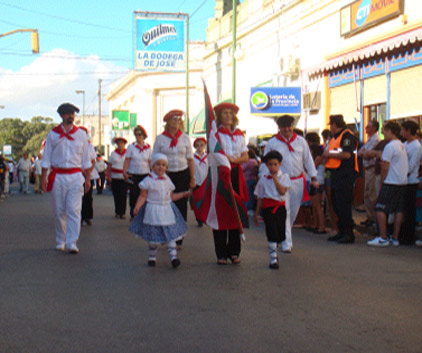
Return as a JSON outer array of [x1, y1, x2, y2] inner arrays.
[[47, 167, 82, 192], [262, 198, 286, 214], [290, 173, 310, 202], [111, 168, 124, 174]]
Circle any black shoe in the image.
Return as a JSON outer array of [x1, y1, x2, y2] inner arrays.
[[327, 233, 343, 241], [171, 258, 181, 268], [337, 234, 355, 244], [148, 260, 156, 267], [269, 262, 279, 270], [360, 219, 374, 227]]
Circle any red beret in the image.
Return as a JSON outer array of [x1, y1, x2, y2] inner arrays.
[[134, 125, 148, 138], [114, 137, 127, 144], [193, 137, 207, 147], [214, 102, 239, 115], [163, 110, 184, 122]]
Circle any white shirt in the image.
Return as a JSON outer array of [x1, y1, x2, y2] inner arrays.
[[34, 159, 43, 175], [217, 127, 248, 159], [139, 172, 176, 226], [254, 170, 292, 204], [404, 139, 422, 184], [153, 132, 193, 172], [41, 125, 92, 171], [88, 144, 100, 180], [264, 133, 317, 179], [95, 158, 106, 173], [17, 158, 32, 172], [382, 139, 408, 185], [108, 150, 126, 179], [360, 133, 381, 168], [194, 151, 208, 186], [125, 142, 152, 175]]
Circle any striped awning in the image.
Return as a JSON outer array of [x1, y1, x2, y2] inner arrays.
[[307, 26, 422, 76]]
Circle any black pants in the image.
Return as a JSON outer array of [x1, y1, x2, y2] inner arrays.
[[81, 181, 94, 220], [96, 172, 106, 194], [399, 183, 418, 245], [168, 169, 190, 245], [111, 179, 127, 216], [128, 174, 148, 218], [331, 178, 355, 235], [263, 206, 286, 243], [213, 229, 241, 259]]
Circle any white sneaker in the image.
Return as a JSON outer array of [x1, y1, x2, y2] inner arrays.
[[390, 238, 400, 247], [367, 236, 390, 247], [281, 243, 292, 253], [415, 240, 422, 248], [55, 244, 65, 251], [66, 244, 79, 254], [247, 210, 255, 216]]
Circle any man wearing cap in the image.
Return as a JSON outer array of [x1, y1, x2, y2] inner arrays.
[[41, 103, 92, 254], [264, 115, 318, 253], [323, 114, 359, 244]]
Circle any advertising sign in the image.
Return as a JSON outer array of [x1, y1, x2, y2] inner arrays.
[[112, 111, 130, 131], [250, 87, 301, 116], [134, 13, 186, 71], [341, 0, 404, 37], [3, 144, 12, 155]]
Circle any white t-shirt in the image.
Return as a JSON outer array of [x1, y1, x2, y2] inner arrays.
[[153, 133, 193, 172], [404, 139, 422, 184], [381, 139, 408, 185], [217, 127, 248, 159], [108, 150, 126, 179], [254, 170, 292, 204], [125, 142, 152, 175]]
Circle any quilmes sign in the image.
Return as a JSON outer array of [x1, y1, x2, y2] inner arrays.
[[134, 13, 186, 71], [341, 0, 404, 37], [250, 87, 301, 116]]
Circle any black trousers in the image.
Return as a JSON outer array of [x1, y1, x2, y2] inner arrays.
[[96, 172, 106, 194], [331, 178, 355, 235], [399, 183, 418, 245], [263, 206, 286, 243], [213, 229, 241, 259], [81, 181, 94, 220], [168, 169, 190, 245], [128, 173, 148, 218], [111, 179, 127, 216]]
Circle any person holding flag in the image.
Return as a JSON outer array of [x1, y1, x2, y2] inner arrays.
[[192, 89, 249, 265]]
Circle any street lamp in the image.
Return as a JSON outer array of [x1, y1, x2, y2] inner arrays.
[[75, 90, 85, 126]]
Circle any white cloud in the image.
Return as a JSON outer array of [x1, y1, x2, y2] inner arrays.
[[0, 49, 128, 122]]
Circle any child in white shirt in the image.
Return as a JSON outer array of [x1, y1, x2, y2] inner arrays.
[[254, 151, 291, 269], [193, 137, 208, 227], [129, 153, 190, 268]]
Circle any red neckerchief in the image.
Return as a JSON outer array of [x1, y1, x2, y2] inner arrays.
[[217, 126, 244, 141], [52, 125, 78, 140], [194, 153, 207, 165], [276, 132, 297, 152], [114, 149, 126, 157], [134, 142, 150, 153], [148, 173, 165, 180], [162, 130, 183, 148], [265, 175, 273, 180]]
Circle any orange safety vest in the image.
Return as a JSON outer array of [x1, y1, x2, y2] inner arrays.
[[326, 129, 359, 172]]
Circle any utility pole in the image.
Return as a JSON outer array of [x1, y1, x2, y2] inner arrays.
[[98, 79, 102, 153], [232, 0, 237, 104], [75, 90, 85, 126]]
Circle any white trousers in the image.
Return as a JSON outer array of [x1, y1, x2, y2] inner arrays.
[[50, 173, 84, 248], [283, 178, 304, 249]]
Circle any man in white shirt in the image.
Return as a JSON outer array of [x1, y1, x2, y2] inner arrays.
[[17, 152, 32, 193], [264, 115, 318, 252], [368, 121, 408, 247], [41, 103, 92, 254], [33, 153, 43, 194], [399, 120, 422, 245], [357, 120, 381, 226]]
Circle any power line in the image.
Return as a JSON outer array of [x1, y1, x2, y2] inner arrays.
[[191, 0, 209, 18], [0, 71, 129, 76]]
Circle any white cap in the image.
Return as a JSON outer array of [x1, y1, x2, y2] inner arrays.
[[151, 153, 168, 167]]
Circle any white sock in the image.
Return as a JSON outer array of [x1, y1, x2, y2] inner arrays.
[[268, 242, 278, 264], [167, 241, 177, 261], [148, 243, 157, 261]]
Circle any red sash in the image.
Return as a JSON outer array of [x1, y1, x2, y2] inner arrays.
[[194, 154, 207, 165], [47, 167, 82, 192], [134, 143, 150, 153], [111, 168, 124, 174], [276, 132, 297, 152], [262, 198, 286, 214], [218, 127, 244, 141], [291, 173, 310, 202], [52, 125, 78, 140], [163, 130, 183, 148], [114, 149, 126, 157]]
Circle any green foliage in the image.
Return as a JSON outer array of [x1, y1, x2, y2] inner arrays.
[[0, 116, 55, 160]]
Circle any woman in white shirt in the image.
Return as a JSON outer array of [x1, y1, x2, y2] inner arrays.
[[123, 125, 152, 220], [153, 110, 195, 247], [108, 137, 128, 219], [212, 102, 249, 265]]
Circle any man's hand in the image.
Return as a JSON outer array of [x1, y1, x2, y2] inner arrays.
[[311, 180, 319, 189], [41, 176, 48, 192], [84, 179, 91, 194]]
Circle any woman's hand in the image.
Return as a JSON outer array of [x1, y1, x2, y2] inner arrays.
[[189, 177, 196, 189]]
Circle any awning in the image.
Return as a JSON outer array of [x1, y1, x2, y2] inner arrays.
[[307, 26, 422, 76]]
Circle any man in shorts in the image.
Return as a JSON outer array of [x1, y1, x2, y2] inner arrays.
[[368, 121, 408, 247]]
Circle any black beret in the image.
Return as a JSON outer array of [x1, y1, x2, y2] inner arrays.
[[57, 103, 80, 115], [328, 114, 345, 127], [276, 115, 295, 127]]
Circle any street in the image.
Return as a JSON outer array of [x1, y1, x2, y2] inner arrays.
[[1, 186, 422, 353]]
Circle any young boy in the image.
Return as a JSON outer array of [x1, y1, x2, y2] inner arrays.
[[193, 137, 208, 227], [254, 151, 291, 269]]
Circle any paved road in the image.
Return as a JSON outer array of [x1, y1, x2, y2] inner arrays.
[[1, 185, 422, 353]]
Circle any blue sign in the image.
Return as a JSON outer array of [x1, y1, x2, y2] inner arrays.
[[250, 87, 301, 115], [135, 16, 186, 71]]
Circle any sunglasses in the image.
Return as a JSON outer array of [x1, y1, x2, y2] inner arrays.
[[135, 133, 144, 136]]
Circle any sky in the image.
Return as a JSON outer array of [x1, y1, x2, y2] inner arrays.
[[0, 0, 216, 122]]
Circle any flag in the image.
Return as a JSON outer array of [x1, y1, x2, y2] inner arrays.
[[192, 81, 248, 231]]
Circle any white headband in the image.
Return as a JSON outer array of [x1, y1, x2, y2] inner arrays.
[[151, 153, 168, 167]]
